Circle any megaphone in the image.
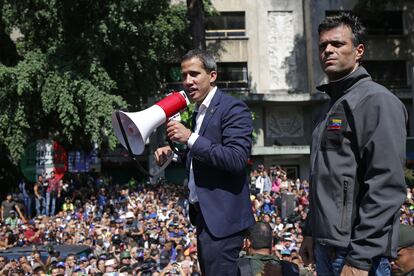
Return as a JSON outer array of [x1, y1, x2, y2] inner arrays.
[[111, 91, 190, 155]]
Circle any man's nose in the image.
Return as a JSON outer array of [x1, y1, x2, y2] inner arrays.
[[183, 75, 193, 85], [324, 44, 335, 54]]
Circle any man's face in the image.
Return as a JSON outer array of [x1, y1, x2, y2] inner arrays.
[[181, 57, 217, 105], [51, 268, 59, 276], [121, 257, 131, 265], [66, 256, 75, 267], [319, 24, 364, 81], [392, 247, 414, 276]]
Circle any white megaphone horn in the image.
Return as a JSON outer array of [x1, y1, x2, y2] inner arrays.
[[111, 91, 190, 157]]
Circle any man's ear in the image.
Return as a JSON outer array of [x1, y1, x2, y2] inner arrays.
[[209, 70, 217, 84], [243, 238, 251, 250], [355, 44, 364, 63]]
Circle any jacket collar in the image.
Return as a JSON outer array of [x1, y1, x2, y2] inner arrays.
[[198, 88, 222, 136], [316, 66, 371, 100]]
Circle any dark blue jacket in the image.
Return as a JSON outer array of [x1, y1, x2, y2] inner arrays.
[[187, 89, 255, 238]]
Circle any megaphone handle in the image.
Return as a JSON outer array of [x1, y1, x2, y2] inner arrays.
[[115, 111, 153, 177], [167, 138, 185, 158]]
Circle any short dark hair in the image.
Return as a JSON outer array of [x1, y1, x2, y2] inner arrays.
[[318, 12, 366, 47], [246, 222, 273, 250], [181, 49, 217, 73]]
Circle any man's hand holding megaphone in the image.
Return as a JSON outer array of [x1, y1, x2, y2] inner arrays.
[[154, 121, 192, 166], [111, 91, 190, 176]]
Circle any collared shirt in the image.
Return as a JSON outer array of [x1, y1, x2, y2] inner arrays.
[[187, 86, 217, 203]]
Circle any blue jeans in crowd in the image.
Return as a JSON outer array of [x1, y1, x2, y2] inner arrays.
[[45, 192, 56, 216], [35, 197, 45, 216], [23, 196, 32, 218], [315, 242, 391, 276]]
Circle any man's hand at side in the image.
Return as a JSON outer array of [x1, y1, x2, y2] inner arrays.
[[154, 146, 172, 166], [166, 120, 192, 144], [299, 236, 314, 266]]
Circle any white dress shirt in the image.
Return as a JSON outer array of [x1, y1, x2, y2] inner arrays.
[[187, 87, 217, 203]]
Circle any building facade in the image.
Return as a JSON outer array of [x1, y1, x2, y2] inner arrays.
[[207, 0, 414, 180]]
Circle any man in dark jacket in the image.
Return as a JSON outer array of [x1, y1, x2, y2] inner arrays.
[[155, 50, 254, 275], [299, 13, 407, 276], [391, 224, 414, 276]]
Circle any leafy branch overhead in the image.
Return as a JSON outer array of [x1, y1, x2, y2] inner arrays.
[[0, 0, 192, 164]]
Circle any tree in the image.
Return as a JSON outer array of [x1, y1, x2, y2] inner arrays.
[[187, 0, 206, 50], [0, 0, 191, 182]]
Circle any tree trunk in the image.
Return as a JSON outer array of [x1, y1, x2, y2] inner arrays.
[[187, 0, 206, 50]]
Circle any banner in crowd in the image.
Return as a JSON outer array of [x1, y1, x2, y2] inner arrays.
[[20, 140, 67, 182], [68, 147, 101, 173]]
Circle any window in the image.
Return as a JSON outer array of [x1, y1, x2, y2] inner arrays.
[[363, 60, 407, 88], [206, 12, 246, 38], [325, 10, 404, 35], [216, 62, 248, 89]]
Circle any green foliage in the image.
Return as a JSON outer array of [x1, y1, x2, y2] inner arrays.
[[0, 0, 192, 165], [180, 103, 196, 128], [405, 168, 414, 188], [0, 50, 126, 163]]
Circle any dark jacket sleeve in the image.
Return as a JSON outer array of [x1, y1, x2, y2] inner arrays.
[[345, 92, 407, 270], [190, 100, 253, 174]]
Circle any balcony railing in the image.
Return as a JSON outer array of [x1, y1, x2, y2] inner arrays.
[[206, 29, 246, 38]]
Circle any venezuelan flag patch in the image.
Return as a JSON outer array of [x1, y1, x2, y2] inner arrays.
[[327, 118, 342, 130]]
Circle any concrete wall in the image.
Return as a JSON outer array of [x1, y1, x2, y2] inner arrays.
[[211, 0, 307, 94], [210, 0, 414, 180]]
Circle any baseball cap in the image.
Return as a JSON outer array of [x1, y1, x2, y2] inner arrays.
[[99, 254, 108, 260], [120, 251, 131, 260], [88, 253, 97, 260], [56, 261, 65, 268], [398, 224, 414, 248]]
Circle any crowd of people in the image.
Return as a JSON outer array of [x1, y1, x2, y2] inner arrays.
[[0, 164, 412, 275]]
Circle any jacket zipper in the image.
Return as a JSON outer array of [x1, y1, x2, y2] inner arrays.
[[341, 180, 349, 227]]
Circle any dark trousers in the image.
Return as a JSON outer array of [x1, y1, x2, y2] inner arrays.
[[193, 203, 245, 276], [314, 242, 391, 276]]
